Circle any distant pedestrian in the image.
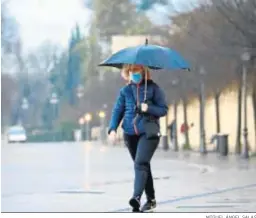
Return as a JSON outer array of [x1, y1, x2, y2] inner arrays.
[[167, 120, 176, 146], [180, 122, 194, 145]]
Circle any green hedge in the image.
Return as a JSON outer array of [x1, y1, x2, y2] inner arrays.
[[27, 131, 74, 142], [26, 121, 93, 143]]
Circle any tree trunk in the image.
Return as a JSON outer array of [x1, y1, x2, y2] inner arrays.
[[199, 89, 207, 153], [252, 72, 256, 153], [173, 100, 178, 151], [235, 79, 242, 154], [182, 97, 190, 150], [214, 92, 221, 134], [199, 93, 203, 147]]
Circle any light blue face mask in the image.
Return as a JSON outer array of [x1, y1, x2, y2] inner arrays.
[[130, 72, 142, 84]]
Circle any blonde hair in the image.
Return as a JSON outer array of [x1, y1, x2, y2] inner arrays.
[[121, 64, 152, 82]]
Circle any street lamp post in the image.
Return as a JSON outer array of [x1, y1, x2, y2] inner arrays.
[[21, 98, 29, 126], [199, 66, 207, 154], [241, 52, 250, 159], [162, 115, 169, 151], [84, 113, 92, 141], [79, 117, 85, 141], [49, 92, 59, 141], [50, 92, 59, 120], [21, 98, 29, 110], [171, 79, 179, 151], [76, 84, 84, 99], [77, 84, 84, 116], [98, 111, 106, 142]]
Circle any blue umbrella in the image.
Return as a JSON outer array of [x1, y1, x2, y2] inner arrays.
[[99, 39, 190, 70]]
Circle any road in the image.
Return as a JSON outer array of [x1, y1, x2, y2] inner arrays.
[[1, 141, 256, 212]]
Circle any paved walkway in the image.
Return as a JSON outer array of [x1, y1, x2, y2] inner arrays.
[[1, 142, 256, 212]]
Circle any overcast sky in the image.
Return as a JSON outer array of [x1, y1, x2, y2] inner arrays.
[[8, 0, 91, 50], [8, 0, 194, 51]]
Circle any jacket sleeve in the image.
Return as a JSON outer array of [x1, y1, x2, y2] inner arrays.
[[147, 85, 168, 117], [108, 88, 125, 134]]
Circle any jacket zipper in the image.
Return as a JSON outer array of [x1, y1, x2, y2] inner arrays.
[[133, 84, 140, 135]]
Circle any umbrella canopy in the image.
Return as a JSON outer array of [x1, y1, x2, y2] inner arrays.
[[99, 39, 190, 70]]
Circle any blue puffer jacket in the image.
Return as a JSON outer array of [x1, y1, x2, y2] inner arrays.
[[108, 80, 168, 135]]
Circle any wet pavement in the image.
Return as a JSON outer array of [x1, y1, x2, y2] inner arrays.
[[1, 141, 256, 212]]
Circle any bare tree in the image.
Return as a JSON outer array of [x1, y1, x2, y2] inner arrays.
[[211, 0, 256, 150], [235, 65, 243, 154], [1, 74, 18, 128], [1, 0, 20, 55]]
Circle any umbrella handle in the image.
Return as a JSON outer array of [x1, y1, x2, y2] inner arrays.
[[144, 68, 148, 102]]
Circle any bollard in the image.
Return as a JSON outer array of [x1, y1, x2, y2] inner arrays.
[[162, 135, 168, 150], [217, 134, 229, 156]]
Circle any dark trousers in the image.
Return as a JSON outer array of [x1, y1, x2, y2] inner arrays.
[[124, 134, 159, 200]]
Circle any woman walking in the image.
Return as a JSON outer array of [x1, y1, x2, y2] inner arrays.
[[108, 64, 168, 212]]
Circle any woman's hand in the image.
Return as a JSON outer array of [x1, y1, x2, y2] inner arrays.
[[140, 103, 148, 112], [108, 130, 117, 143]]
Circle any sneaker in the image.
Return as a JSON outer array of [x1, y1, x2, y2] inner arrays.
[[129, 196, 140, 211], [132, 208, 141, 212], [141, 199, 156, 212]]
